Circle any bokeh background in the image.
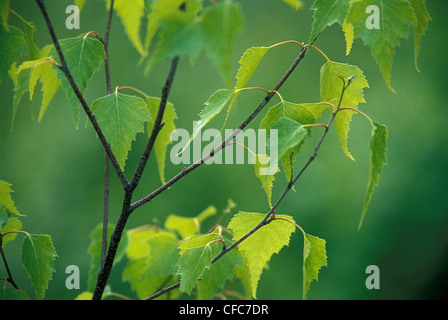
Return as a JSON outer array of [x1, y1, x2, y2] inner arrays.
[[0, 0, 446, 300]]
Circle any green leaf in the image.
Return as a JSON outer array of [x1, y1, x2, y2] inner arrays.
[[106, 0, 146, 56], [1, 217, 22, 248], [16, 48, 62, 123], [6, 17, 45, 125], [197, 239, 243, 300], [74, 291, 93, 300], [410, 0, 431, 72], [50, 36, 105, 127], [272, 117, 308, 161], [146, 97, 177, 184], [144, 0, 184, 54], [222, 46, 270, 128], [309, 0, 349, 42], [125, 226, 158, 259], [201, 1, 244, 86], [228, 212, 295, 298], [0, 211, 7, 230], [359, 122, 388, 229], [147, 11, 203, 72], [0, 180, 23, 217], [343, 0, 417, 92], [76, 0, 87, 11], [0, 0, 10, 31], [91, 91, 152, 170], [10, 64, 31, 131], [20, 18, 41, 61], [176, 243, 214, 294], [123, 258, 179, 299], [302, 233, 327, 300], [0, 24, 26, 83], [320, 60, 369, 160], [186, 0, 202, 16], [178, 233, 220, 254], [252, 154, 279, 208], [21, 233, 57, 300], [143, 231, 180, 276], [0, 287, 29, 300], [282, 0, 304, 10], [260, 101, 329, 182], [235, 257, 252, 299], [181, 89, 235, 155], [260, 101, 318, 131], [199, 89, 235, 130], [235, 46, 270, 90], [165, 205, 217, 239]]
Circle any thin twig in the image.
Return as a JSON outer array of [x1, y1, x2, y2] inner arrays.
[[100, 0, 115, 274], [145, 282, 181, 300], [0, 237, 19, 290], [104, 0, 114, 95]]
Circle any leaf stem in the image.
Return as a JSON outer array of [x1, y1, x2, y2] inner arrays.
[[269, 40, 331, 62], [318, 101, 337, 113], [210, 232, 226, 246], [80, 30, 103, 41], [310, 45, 331, 62], [116, 86, 149, 99], [272, 216, 305, 235], [302, 123, 329, 129], [270, 40, 305, 49], [232, 141, 256, 158], [8, 8, 29, 25], [235, 87, 284, 102], [338, 107, 374, 126]]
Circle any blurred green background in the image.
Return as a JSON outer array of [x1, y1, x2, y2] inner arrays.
[[0, 0, 447, 300]]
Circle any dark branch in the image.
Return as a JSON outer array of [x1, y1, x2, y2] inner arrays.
[[100, 0, 115, 272], [92, 57, 180, 299], [144, 282, 181, 300], [93, 190, 133, 300], [0, 236, 19, 290], [130, 57, 180, 190], [104, 0, 114, 95]]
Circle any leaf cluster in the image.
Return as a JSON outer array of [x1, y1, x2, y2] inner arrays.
[[0, 0, 430, 300], [0, 180, 57, 300]]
